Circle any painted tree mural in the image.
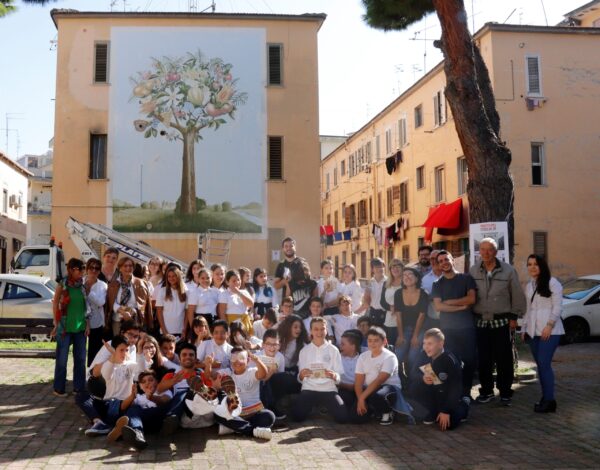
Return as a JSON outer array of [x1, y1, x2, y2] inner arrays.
[[131, 51, 248, 214]]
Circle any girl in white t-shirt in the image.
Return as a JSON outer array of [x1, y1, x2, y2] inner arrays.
[[155, 266, 187, 337], [318, 259, 340, 316], [186, 268, 219, 331], [252, 268, 277, 319], [217, 270, 255, 334], [188, 316, 211, 350], [353, 327, 402, 425], [379, 259, 404, 346], [337, 264, 366, 314], [330, 295, 360, 345], [210, 263, 226, 291]]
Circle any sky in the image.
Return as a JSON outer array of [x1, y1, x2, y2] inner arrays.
[[0, 0, 586, 159]]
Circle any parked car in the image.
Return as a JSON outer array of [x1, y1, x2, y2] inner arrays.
[[0, 274, 57, 340], [561, 275, 600, 344]]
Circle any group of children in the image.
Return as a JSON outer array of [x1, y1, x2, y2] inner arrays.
[[54, 241, 471, 451]]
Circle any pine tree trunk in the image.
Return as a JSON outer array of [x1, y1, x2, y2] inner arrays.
[[433, 0, 515, 260], [178, 130, 197, 215]]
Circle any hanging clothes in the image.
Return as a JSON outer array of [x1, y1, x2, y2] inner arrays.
[[343, 230, 351, 241], [385, 156, 396, 175], [334, 232, 343, 242]]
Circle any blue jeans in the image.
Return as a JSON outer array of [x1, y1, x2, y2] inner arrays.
[[529, 335, 561, 401], [53, 330, 87, 393], [127, 404, 168, 433], [75, 391, 122, 425], [395, 326, 424, 373]]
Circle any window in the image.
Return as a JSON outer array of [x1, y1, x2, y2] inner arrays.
[[366, 141, 372, 164], [333, 167, 338, 187], [89, 134, 107, 179], [334, 210, 339, 232], [342, 251, 347, 267], [418, 237, 425, 248], [267, 44, 283, 86], [434, 165, 445, 202], [369, 197, 373, 223], [386, 187, 393, 217], [3, 283, 40, 300], [400, 181, 409, 213], [416, 165, 425, 190], [2, 189, 7, 213], [345, 204, 357, 228], [326, 213, 331, 227], [377, 192, 382, 220], [376, 135, 381, 160], [526, 55, 541, 96], [398, 117, 407, 148], [457, 157, 468, 195], [340, 160, 346, 176], [358, 199, 367, 226], [385, 129, 392, 155], [402, 245, 410, 265], [325, 172, 330, 192], [433, 91, 446, 127], [531, 143, 545, 185], [533, 231, 548, 260], [341, 203, 346, 228], [268, 136, 283, 180], [94, 42, 109, 83], [414, 104, 423, 128]]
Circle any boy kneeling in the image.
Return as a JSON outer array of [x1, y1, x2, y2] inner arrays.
[[412, 328, 469, 431], [291, 317, 348, 423], [352, 327, 403, 425]]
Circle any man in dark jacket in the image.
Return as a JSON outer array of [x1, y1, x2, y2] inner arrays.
[[469, 238, 526, 406]]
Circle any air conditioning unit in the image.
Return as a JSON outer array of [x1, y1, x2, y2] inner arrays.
[[321, 191, 329, 200]]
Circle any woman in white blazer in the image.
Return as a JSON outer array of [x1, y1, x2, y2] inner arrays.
[[522, 254, 564, 413]]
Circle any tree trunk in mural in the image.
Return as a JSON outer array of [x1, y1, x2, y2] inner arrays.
[[179, 130, 197, 215]]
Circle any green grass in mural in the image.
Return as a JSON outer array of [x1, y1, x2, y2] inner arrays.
[[114, 207, 261, 233]]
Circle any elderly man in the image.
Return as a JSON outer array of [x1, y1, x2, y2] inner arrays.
[[469, 238, 526, 406]]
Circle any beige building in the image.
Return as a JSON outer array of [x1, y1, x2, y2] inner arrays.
[[50, 9, 324, 273], [18, 151, 53, 245], [0, 152, 30, 272], [321, 8, 600, 281]]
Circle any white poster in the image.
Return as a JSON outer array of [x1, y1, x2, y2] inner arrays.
[[469, 221, 509, 267], [108, 27, 266, 236]]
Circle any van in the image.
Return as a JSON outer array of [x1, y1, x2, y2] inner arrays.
[[11, 242, 66, 282]]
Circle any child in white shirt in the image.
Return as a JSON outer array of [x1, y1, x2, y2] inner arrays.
[[303, 297, 334, 341], [330, 295, 360, 345], [196, 320, 233, 371], [253, 308, 278, 343], [352, 327, 402, 425], [317, 259, 340, 316], [291, 317, 349, 424]]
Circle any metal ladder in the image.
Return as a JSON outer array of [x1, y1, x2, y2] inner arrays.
[[198, 229, 235, 267]]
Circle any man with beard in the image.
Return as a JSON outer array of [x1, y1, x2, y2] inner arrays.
[[274, 237, 300, 292], [414, 245, 433, 276]]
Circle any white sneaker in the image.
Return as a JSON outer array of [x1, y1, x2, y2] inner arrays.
[[218, 424, 235, 436], [252, 427, 272, 440]]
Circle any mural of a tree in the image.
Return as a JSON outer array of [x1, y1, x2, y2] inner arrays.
[[131, 51, 248, 215]]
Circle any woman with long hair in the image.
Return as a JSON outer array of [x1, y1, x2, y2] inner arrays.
[[155, 266, 187, 337], [380, 259, 404, 345], [147, 256, 164, 289], [522, 254, 564, 413], [217, 270, 255, 333], [269, 314, 310, 418], [187, 316, 211, 348], [185, 259, 205, 287], [239, 266, 256, 299], [137, 334, 169, 380], [228, 320, 261, 351], [210, 263, 226, 291]]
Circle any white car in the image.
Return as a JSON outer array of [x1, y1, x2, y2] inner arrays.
[[561, 275, 600, 343]]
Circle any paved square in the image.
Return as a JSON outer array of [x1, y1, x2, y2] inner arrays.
[[0, 343, 598, 469]]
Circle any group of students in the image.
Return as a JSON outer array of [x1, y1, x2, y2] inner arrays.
[[51, 236, 564, 449]]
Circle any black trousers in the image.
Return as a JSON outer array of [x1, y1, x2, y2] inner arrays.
[[215, 409, 276, 436], [410, 381, 469, 430], [87, 326, 104, 367], [291, 390, 349, 423], [476, 324, 514, 398], [347, 385, 397, 424]]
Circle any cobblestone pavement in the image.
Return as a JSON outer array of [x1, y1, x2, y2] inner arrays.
[[0, 343, 599, 469]]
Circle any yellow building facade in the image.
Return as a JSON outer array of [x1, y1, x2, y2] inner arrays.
[[50, 10, 324, 273], [321, 20, 600, 281]]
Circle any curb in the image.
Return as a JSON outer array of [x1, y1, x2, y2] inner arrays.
[[0, 349, 56, 359]]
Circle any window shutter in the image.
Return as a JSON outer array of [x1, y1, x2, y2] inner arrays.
[[533, 232, 548, 260], [433, 93, 440, 127], [94, 43, 109, 83], [268, 136, 283, 180], [527, 56, 541, 95], [344, 206, 351, 228], [268, 44, 282, 86]]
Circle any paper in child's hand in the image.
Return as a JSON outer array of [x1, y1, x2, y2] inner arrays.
[[420, 363, 442, 385]]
